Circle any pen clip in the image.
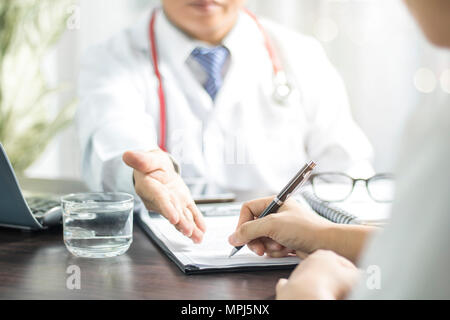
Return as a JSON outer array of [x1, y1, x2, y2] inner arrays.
[[292, 168, 313, 194]]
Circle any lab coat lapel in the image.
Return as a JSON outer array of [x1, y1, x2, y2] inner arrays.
[[173, 61, 214, 122]]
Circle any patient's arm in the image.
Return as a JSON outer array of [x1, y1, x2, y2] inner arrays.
[[320, 223, 377, 264], [229, 196, 377, 263]]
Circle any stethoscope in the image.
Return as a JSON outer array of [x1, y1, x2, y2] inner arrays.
[[148, 8, 292, 152]]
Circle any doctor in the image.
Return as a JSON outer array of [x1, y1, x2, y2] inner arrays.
[[76, 0, 373, 243]]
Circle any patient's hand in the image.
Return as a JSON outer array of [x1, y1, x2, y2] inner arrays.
[[228, 196, 334, 257], [123, 149, 206, 243], [276, 250, 360, 300]]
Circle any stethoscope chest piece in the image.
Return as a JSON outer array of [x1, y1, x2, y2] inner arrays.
[[272, 71, 292, 105]]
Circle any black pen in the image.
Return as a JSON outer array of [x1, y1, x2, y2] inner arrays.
[[228, 160, 316, 258]]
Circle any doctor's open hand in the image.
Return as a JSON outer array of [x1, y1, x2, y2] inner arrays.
[[228, 197, 335, 258], [123, 149, 206, 243]]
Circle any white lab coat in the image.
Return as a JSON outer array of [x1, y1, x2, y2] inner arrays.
[[76, 9, 373, 200]]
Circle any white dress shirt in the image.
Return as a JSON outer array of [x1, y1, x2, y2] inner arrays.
[[349, 91, 450, 299], [76, 9, 373, 200]]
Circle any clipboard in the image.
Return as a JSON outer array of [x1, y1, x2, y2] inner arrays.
[[186, 180, 236, 204], [136, 208, 299, 275]]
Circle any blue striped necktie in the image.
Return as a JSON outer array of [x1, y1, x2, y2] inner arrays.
[[191, 46, 230, 101]]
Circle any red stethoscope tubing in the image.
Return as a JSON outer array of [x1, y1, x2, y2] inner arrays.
[[148, 8, 283, 152], [149, 9, 167, 151], [243, 8, 282, 75]]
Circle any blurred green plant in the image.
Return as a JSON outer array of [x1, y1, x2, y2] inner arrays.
[[0, 0, 76, 174]]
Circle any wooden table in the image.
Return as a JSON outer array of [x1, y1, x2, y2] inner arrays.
[[0, 178, 291, 300]]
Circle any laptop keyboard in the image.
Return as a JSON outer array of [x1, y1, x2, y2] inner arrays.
[[25, 197, 240, 218], [197, 202, 242, 216], [26, 197, 60, 218]]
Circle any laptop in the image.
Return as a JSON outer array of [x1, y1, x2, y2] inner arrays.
[[0, 143, 62, 230]]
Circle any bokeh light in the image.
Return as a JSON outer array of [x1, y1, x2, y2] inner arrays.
[[413, 68, 437, 93], [440, 69, 450, 94], [313, 17, 339, 43]]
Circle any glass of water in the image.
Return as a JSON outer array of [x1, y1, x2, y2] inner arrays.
[[61, 192, 134, 258]]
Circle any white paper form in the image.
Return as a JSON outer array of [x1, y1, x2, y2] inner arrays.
[[139, 211, 299, 271]]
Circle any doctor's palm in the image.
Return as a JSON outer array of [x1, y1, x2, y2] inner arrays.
[[123, 150, 206, 243]]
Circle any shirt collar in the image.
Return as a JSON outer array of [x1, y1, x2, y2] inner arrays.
[[155, 9, 199, 69], [221, 11, 265, 60], [146, 8, 265, 69]]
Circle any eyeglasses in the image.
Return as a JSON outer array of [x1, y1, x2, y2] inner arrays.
[[309, 172, 395, 203]]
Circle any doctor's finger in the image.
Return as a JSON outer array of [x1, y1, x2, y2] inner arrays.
[[188, 203, 207, 233], [185, 206, 206, 243], [140, 179, 181, 224], [143, 197, 179, 225], [168, 194, 194, 238], [137, 179, 180, 225], [123, 150, 168, 173], [183, 207, 194, 224], [189, 224, 205, 244], [237, 196, 276, 228], [154, 198, 181, 225], [174, 209, 195, 238]]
